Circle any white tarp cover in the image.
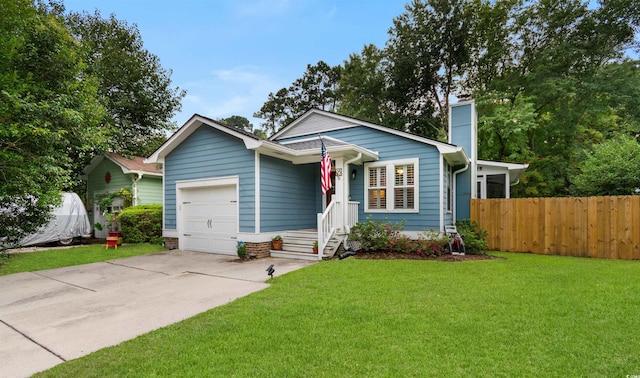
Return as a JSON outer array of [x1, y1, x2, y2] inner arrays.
[[19, 192, 91, 246]]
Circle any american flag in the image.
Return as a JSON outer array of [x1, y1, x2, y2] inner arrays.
[[321, 139, 331, 195]]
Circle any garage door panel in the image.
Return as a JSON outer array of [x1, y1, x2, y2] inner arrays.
[[180, 184, 238, 255], [183, 236, 211, 253]]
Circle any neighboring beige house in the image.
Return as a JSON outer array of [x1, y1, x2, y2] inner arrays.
[[82, 152, 162, 238]]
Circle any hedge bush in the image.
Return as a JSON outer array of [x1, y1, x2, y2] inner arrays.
[[119, 204, 163, 244], [455, 219, 488, 254], [348, 216, 448, 256]]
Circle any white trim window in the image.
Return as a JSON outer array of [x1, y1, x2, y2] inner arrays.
[[365, 158, 419, 213]]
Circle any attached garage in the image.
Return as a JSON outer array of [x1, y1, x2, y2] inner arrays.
[[177, 178, 238, 255]]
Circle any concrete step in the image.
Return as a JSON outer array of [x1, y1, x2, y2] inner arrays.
[[270, 250, 319, 261], [270, 229, 342, 260]]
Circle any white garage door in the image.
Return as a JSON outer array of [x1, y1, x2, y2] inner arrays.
[[180, 184, 237, 255]]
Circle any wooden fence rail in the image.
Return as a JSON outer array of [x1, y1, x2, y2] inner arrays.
[[470, 196, 640, 260]]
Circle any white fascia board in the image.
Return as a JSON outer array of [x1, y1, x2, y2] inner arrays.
[[248, 140, 378, 165], [271, 109, 460, 152], [146, 114, 260, 164], [441, 147, 469, 166], [478, 160, 529, 183], [477, 160, 529, 170], [126, 170, 163, 178]]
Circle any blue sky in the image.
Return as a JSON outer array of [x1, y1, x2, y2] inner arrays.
[[63, 0, 408, 129]]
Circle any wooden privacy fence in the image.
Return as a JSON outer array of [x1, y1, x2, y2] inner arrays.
[[470, 196, 640, 260]]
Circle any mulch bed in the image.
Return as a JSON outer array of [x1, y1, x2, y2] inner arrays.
[[352, 251, 501, 262]]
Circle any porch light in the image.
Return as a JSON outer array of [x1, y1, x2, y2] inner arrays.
[[336, 168, 342, 177], [351, 169, 357, 180]]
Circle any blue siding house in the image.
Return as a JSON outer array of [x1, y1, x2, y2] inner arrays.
[[146, 100, 526, 260]]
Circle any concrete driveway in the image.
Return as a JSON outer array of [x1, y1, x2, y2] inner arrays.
[[0, 250, 315, 378]]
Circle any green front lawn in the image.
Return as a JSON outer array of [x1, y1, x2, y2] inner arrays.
[[0, 243, 166, 276], [37, 252, 640, 377]]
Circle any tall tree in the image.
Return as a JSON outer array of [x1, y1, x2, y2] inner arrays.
[[571, 135, 640, 196], [254, 61, 341, 134], [218, 115, 253, 133], [338, 44, 388, 125], [475, 0, 640, 196], [0, 0, 104, 247], [66, 10, 186, 159], [384, 0, 476, 139]]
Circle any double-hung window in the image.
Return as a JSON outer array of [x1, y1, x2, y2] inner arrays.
[[368, 166, 387, 209], [365, 158, 418, 213]]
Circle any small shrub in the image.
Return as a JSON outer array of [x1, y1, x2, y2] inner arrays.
[[455, 219, 488, 254], [120, 204, 162, 243], [237, 242, 247, 259], [348, 216, 405, 252], [349, 218, 448, 256]]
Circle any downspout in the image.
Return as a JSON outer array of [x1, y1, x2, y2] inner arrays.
[[132, 173, 143, 206], [451, 163, 469, 224]]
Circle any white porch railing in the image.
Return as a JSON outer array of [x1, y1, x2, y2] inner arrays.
[[346, 201, 360, 231], [317, 199, 360, 259], [317, 196, 340, 260]]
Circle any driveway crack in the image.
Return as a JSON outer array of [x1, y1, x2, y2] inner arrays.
[[184, 271, 264, 283], [0, 318, 66, 362], [32, 272, 96, 292], [106, 261, 170, 275]]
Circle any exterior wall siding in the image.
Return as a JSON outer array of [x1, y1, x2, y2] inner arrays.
[[450, 102, 475, 220], [164, 125, 255, 232], [136, 176, 163, 205], [260, 155, 317, 231], [86, 159, 132, 220], [450, 104, 473, 157], [320, 126, 442, 231], [277, 113, 356, 139]]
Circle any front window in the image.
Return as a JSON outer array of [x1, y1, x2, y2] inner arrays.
[[368, 167, 387, 209], [365, 159, 418, 213], [394, 164, 414, 210]]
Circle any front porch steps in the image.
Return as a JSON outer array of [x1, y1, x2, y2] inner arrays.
[[270, 229, 342, 261]]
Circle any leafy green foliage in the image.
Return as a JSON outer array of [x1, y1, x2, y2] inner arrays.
[[236, 242, 246, 260], [348, 216, 406, 252], [255, 0, 640, 197], [338, 44, 387, 124], [1, 0, 184, 244], [0, 0, 103, 247], [65, 10, 186, 159], [455, 219, 488, 254], [217, 115, 253, 132], [571, 135, 640, 196], [348, 216, 447, 256], [384, 0, 475, 139], [119, 205, 162, 244], [253, 61, 341, 134]]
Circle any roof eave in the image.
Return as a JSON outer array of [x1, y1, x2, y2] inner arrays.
[[146, 114, 260, 164], [441, 147, 469, 166], [250, 141, 378, 165]]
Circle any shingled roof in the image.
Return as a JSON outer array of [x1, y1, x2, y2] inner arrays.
[[107, 152, 161, 174]]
